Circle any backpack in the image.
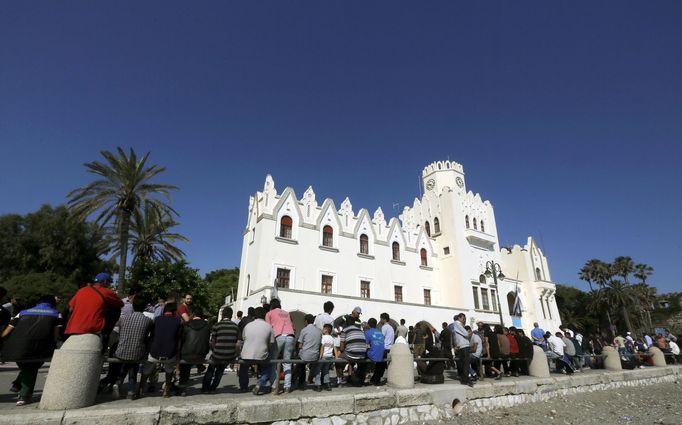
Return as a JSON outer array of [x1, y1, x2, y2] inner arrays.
[[89, 286, 121, 337]]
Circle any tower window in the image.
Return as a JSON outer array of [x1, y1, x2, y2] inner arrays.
[[279, 216, 293, 238], [425, 221, 431, 237], [392, 242, 400, 261], [420, 248, 428, 266], [472, 287, 480, 309], [443, 247, 450, 255], [479, 274, 486, 284], [434, 217, 440, 234], [535, 267, 542, 281], [359, 234, 369, 254], [480, 220, 485, 233], [473, 218, 477, 230], [465, 215, 470, 229], [322, 225, 333, 247], [423, 289, 431, 306]]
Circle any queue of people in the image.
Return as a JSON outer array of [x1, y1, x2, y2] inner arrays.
[[0, 275, 680, 406]]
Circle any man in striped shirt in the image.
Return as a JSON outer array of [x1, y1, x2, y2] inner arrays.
[[201, 306, 239, 393], [339, 309, 368, 387]]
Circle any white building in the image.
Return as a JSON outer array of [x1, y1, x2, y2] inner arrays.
[[234, 160, 562, 332]]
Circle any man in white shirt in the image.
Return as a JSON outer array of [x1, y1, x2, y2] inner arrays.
[[452, 313, 473, 387], [468, 326, 483, 379], [314, 301, 335, 330], [547, 331, 572, 374]]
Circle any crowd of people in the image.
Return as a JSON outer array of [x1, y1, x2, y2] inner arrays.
[[0, 274, 679, 407]]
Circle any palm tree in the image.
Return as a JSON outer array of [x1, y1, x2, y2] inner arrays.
[[128, 202, 188, 265], [579, 259, 614, 327], [634, 263, 654, 285], [68, 148, 178, 294], [612, 256, 635, 285], [604, 279, 636, 333]]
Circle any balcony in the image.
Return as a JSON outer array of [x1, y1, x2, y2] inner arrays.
[[465, 228, 497, 249]]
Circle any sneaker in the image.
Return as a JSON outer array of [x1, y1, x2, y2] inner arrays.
[[252, 384, 261, 396], [111, 384, 120, 399], [9, 384, 19, 393], [313, 386, 322, 392], [16, 397, 31, 407], [324, 384, 332, 391]]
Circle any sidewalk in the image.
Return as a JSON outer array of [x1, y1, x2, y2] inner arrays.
[[0, 363, 680, 425]]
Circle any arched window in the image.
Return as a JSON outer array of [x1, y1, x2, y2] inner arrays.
[[359, 234, 369, 254], [473, 218, 478, 230], [479, 274, 487, 284], [322, 225, 334, 247], [535, 267, 542, 281], [420, 248, 428, 266], [480, 220, 485, 233], [465, 215, 470, 229], [434, 217, 440, 234], [425, 221, 431, 237], [280, 215, 293, 238], [507, 291, 521, 316], [392, 242, 400, 261]]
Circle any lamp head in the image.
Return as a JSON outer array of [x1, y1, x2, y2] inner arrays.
[[497, 272, 505, 280], [484, 269, 492, 278]]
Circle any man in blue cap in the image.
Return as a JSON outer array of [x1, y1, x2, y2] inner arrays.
[[65, 272, 123, 343]]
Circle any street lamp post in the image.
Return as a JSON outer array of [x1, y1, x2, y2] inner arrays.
[[484, 261, 505, 326]]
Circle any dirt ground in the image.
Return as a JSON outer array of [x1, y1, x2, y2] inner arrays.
[[442, 381, 682, 425]]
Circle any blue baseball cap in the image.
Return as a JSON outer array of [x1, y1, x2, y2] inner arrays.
[[94, 272, 112, 283]]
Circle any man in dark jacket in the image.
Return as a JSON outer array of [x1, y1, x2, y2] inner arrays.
[[439, 322, 454, 369], [1, 295, 61, 406], [177, 310, 210, 395], [145, 302, 183, 398]]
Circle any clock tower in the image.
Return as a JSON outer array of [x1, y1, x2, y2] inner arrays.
[[422, 160, 466, 195]]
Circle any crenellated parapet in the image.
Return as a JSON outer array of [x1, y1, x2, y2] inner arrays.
[[247, 175, 427, 250], [422, 160, 464, 176]]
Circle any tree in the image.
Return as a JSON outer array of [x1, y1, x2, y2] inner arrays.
[[128, 259, 210, 315], [2, 272, 78, 310], [0, 205, 110, 285], [634, 264, 654, 285], [555, 284, 599, 332], [204, 268, 240, 316], [68, 148, 178, 294], [105, 201, 188, 267]]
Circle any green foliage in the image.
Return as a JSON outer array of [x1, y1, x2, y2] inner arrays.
[[128, 259, 210, 316], [2, 272, 78, 310], [204, 268, 240, 316], [67, 147, 179, 294], [0, 205, 111, 285], [555, 284, 599, 332]]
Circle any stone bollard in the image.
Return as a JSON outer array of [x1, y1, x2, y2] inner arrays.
[[528, 345, 550, 378], [648, 346, 667, 367], [40, 334, 103, 410], [387, 342, 414, 389], [602, 346, 622, 371]]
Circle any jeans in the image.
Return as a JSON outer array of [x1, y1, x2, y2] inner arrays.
[[370, 350, 389, 384], [257, 361, 274, 387], [119, 363, 140, 394], [202, 363, 227, 391], [178, 364, 192, 386], [238, 362, 250, 390], [315, 357, 333, 385], [456, 347, 472, 384], [16, 362, 43, 398], [269, 335, 295, 389]]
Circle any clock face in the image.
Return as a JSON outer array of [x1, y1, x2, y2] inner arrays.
[[426, 179, 435, 190], [456, 177, 464, 188]]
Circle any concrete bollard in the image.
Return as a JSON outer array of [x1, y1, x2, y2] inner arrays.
[[387, 342, 414, 389], [602, 346, 622, 371], [648, 346, 667, 367], [40, 334, 103, 410], [528, 345, 550, 378]]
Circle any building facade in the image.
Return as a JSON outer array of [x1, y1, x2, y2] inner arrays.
[[234, 160, 562, 332]]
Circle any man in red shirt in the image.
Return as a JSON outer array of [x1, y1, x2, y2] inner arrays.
[[176, 293, 193, 322], [65, 273, 123, 338]]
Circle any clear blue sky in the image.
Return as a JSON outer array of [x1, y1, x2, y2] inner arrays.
[[1, 2, 681, 293]]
